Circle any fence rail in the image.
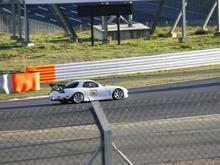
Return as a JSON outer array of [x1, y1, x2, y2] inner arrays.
[[26, 48, 220, 83]]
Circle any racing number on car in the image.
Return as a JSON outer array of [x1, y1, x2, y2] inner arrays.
[[90, 89, 98, 96]]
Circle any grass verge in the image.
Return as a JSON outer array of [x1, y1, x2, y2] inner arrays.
[[0, 26, 220, 73]]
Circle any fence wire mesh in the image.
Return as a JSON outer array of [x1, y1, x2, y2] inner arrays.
[[101, 91, 220, 165], [0, 90, 220, 165], [0, 104, 102, 165]]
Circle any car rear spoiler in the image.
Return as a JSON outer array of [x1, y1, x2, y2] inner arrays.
[[49, 84, 65, 91]]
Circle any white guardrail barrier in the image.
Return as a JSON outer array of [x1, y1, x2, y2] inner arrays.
[[54, 48, 220, 81], [0, 74, 13, 94], [26, 48, 220, 82]]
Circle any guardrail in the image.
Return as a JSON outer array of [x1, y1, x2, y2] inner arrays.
[[26, 48, 220, 83]]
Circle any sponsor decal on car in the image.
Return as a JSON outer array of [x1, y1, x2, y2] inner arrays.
[[90, 89, 98, 96]]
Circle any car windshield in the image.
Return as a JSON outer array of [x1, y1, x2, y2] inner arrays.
[[65, 81, 79, 88]]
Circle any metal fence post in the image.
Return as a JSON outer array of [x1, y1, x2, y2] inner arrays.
[[102, 16, 108, 44], [181, 0, 187, 42], [91, 101, 112, 165], [202, 0, 217, 30], [217, 0, 220, 33], [168, 1, 187, 37], [23, 1, 30, 43], [101, 2, 109, 44], [11, 0, 17, 39], [17, 0, 22, 40]]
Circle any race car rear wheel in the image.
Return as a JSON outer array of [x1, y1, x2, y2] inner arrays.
[[72, 92, 84, 104], [113, 89, 124, 100]]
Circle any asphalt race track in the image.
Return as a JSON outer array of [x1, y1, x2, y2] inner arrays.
[[0, 78, 220, 164], [1, 77, 220, 130]]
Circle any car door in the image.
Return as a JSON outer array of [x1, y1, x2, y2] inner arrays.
[[82, 81, 109, 100]]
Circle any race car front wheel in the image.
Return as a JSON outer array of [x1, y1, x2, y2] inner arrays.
[[113, 89, 124, 100], [72, 92, 84, 104]]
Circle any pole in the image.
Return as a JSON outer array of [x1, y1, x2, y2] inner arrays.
[[168, 1, 187, 36], [11, 0, 16, 39], [101, 2, 108, 44], [102, 16, 108, 43], [24, 1, 30, 43], [91, 16, 94, 46], [128, 1, 133, 27], [217, 0, 220, 33], [181, 0, 187, 42], [202, 0, 217, 30], [117, 15, 120, 45], [17, 0, 22, 40], [91, 102, 112, 165]]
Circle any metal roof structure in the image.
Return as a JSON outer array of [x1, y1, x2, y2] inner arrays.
[[0, 0, 156, 4], [24, 0, 161, 4]]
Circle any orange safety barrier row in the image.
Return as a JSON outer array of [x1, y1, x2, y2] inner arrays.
[[12, 73, 40, 93], [26, 64, 55, 70], [26, 65, 55, 83], [1, 73, 40, 94]]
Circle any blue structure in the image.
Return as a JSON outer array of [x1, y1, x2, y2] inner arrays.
[[0, 1, 217, 30], [133, 0, 216, 25]]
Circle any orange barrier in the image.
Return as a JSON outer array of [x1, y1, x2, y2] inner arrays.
[[12, 73, 40, 93], [26, 65, 55, 83]]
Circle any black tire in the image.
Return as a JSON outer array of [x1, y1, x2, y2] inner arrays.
[[112, 89, 124, 100], [72, 92, 84, 104]]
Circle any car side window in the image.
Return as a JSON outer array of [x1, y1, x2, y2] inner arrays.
[[83, 81, 99, 88], [65, 82, 79, 88]]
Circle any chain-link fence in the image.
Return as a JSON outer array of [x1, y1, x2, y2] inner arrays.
[[0, 104, 103, 165], [101, 90, 220, 165], [0, 90, 220, 165]]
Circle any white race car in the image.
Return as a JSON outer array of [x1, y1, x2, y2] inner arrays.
[[49, 80, 128, 103]]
